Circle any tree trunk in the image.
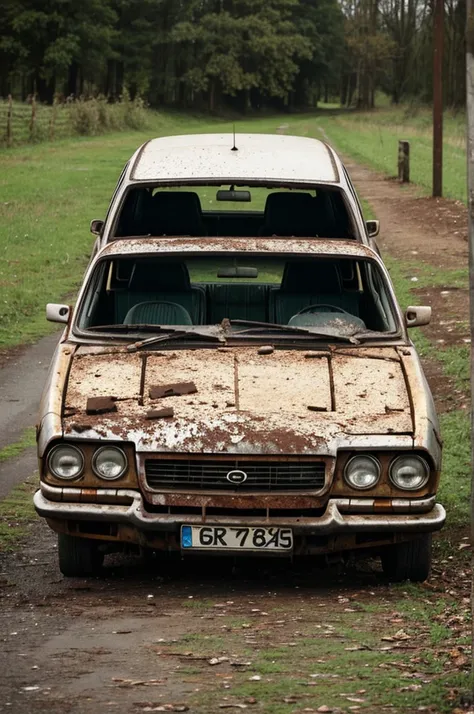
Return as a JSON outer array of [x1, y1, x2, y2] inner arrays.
[[209, 79, 215, 112], [67, 62, 79, 97], [105, 60, 116, 99]]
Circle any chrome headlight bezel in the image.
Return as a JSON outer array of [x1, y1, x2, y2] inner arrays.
[[92, 446, 128, 481], [344, 454, 381, 491], [389, 455, 430, 491], [48, 444, 84, 481]]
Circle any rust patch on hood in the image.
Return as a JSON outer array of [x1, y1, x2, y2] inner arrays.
[[63, 345, 414, 454], [146, 407, 174, 420], [149, 382, 197, 399], [86, 396, 117, 415]]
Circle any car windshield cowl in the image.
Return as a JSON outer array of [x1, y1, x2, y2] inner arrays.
[[77, 322, 401, 347]]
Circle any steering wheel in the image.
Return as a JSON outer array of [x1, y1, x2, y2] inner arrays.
[[294, 304, 351, 316]]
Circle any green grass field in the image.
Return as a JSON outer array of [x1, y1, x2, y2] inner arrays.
[[315, 105, 466, 202]]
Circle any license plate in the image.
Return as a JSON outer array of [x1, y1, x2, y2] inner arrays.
[[181, 525, 293, 552]]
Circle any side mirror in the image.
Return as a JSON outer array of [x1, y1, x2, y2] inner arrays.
[[366, 219, 380, 238], [46, 303, 70, 324], [90, 219, 104, 236], [405, 305, 431, 328]]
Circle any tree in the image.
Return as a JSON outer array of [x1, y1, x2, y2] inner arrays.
[[171, 0, 312, 111]]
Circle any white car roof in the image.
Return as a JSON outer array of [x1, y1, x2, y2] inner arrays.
[[99, 237, 377, 261], [130, 134, 340, 184]]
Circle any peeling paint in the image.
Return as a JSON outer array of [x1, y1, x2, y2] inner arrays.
[[62, 345, 413, 454]]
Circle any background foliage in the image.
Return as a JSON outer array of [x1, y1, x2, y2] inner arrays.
[[0, 0, 466, 111]]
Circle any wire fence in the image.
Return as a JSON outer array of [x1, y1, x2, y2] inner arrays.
[[0, 95, 151, 147], [0, 96, 76, 146]]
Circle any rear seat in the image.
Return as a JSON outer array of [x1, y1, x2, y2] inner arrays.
[[269, 261, 360, 324], [259, 192, 317, 237], [206, 284, 271, 323], [146, 192, 207, 236], [115, 261, 205, 323]]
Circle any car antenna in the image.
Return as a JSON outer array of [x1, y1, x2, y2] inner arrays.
[[231, 124, 238, 151]]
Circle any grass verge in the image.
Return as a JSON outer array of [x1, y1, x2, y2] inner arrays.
[[0, 479, 37, 551], [163, 595, 469, 714], [0, 427, 36, 463], [314, 109, 466, 203]]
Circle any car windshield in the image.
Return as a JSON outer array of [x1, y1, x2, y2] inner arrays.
[[75, 254, 399, 340], [113, 185, 355, 239]]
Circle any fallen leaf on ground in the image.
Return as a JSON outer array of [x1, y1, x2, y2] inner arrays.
[[114, 679, 164, 688], [138, 706, 189, 713], [399, 685, 422, 692], [393, 629, 411, 640], [218, 705, 247, 710]]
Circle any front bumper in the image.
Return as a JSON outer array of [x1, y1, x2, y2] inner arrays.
[[34, 487, 446, 536]]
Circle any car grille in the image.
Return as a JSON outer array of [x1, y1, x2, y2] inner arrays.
[[144, 459, 326, 492]]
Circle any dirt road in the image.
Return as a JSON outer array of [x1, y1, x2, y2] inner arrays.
[[0, 333, 59, 499], [0, 528, 470, 714], [0, 161, 470, 714]]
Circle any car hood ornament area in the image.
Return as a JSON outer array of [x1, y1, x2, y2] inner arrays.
[[226, 470, 248, 485]]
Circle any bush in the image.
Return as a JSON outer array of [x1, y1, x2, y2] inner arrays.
[[70, 98, 101, 135], [68, 94, 150, 136]]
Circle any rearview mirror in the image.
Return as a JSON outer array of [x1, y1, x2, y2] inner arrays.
[[46, 303, 70, 324], [216, 190, 251, 202], [217, 267, 258, 278], [90, 219, 104, 236], [405, 305, 431, 328], [366, 219, 380, 238]]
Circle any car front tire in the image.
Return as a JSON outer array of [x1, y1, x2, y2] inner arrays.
[[58, 533, 104, 577], [380, 534, 432, 583]]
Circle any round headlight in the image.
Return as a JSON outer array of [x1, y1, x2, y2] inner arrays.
[[92, 446, 128, 480], [344, 455, 381, 490], [48, 445, 84, 480], [390, 455, 429, 490]]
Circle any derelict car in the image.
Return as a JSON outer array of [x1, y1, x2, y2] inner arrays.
[[34, 135, 444, 581]]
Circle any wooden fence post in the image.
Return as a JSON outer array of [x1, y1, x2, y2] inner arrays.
[[465, 0, 474, 694], [6, 94, 13, 147], [29, 94, 37, 140], [398, 140, 410, 183], [49, 96, 57, 141]]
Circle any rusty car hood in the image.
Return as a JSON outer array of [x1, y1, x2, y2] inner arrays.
[[60, 345, 415, 455]]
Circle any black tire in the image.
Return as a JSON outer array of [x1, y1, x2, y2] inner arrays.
[[58, 533, 104, 577], [380, 534, 432, 583]]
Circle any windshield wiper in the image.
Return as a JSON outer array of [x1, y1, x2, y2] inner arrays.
[[83, 324, 225, 350], [228, 319, 359, 344], [126, 326, 226, 352]]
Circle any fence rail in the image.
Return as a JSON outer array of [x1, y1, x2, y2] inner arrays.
[[0, 96, 77, 146], [1, 94, 150, 147]]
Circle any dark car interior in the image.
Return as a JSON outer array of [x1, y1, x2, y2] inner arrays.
[[114, 188, 355, 240], [78, 256, 396, 334]]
